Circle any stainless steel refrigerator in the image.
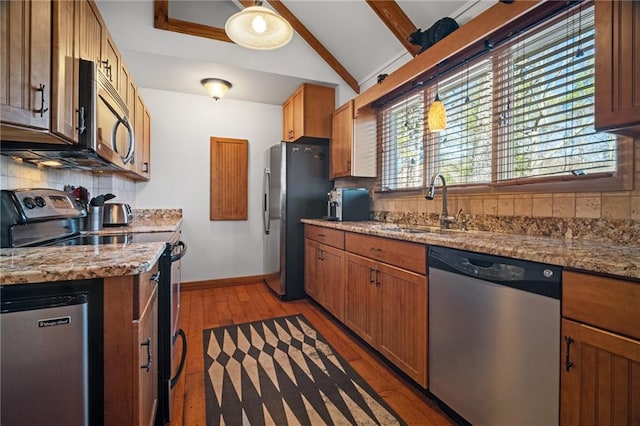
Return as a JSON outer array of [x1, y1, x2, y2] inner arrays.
[[263, 141, 332, 300]]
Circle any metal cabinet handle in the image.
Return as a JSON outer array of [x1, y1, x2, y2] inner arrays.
[[564, 336, 574, 372], [370, 247, 382, 253], [151, 271, 160, 283], [76, 107, 86, 134], [140, 337, 152, 372], [101, 59, 112, 81], [375, 270, 381, 287], [35, 84, 48, 117], [369, 268, 376, 285]]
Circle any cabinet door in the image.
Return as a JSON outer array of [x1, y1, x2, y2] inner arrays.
[[135, 285, 159, 426], [282, 95, 294, 141], [330, 100, 353, 179], [561, 319, 640, 425], [345, 253, 378, 345], [376, 262, 427, 387], [77, 0, 103, 65], [50, 0, 79, 143], [318, 244, 345, 321], [594, 0, 640, 137], [102, 33, 120, 87], [0, 0, 51, 130], [305, 239, 321, 301], [291, 87, 304, 141], [142, 104, 151, 177]]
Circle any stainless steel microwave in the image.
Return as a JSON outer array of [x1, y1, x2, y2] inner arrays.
[[0, 60, 134, 171]]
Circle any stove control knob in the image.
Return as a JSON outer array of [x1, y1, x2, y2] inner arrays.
[[23, 197, 36, 209], [35, 196, 46, 207]]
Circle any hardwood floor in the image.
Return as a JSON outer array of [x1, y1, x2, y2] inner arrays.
[[169, 282, 455, 426]]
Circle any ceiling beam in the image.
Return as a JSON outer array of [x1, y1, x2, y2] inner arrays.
[[267, 0, 360, 94], [366, 0, 421, 57]]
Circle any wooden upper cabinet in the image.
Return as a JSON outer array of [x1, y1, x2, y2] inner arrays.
[[330, 100, 377, 179], [50, 0, 79, 144], [282, 83, 335, 142], [77, 0, 103, 66], [330, 100, 353, 178], [594, 0, 640, 137], [0, 0, 51, 131]]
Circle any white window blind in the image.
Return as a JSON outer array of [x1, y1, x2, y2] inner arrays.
[[427, 59, 493, 185], [379, 2, 617, 192], [381, 93, 424, 190], [494, 4, 616, 183]]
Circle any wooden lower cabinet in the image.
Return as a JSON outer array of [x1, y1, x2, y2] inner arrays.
[[104, 263, 159, 425], [345, 252, 428, 387], [560, 319, 640, 425], [305, 239, 345, 321]]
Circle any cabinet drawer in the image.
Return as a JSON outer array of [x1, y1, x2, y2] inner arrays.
[[306, 225, 344, 250], [563, 271, 640, 340], [135, 263, 159, 320], [345, 232, 426, 275]]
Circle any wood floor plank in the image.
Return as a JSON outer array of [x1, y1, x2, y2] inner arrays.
[[174, 283, 454, 426]]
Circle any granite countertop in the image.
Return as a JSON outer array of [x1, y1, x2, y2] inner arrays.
[[302, 219, 640, 281], [0, 209, 183, 286]]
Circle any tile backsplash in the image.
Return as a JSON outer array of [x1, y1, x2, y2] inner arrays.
[[0, 156, 136, 205]]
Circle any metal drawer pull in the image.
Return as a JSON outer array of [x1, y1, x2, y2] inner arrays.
[[369, 268, 375, 285], [370, 247, 382, 252], [151, 271, 161, 283], [35, 84, 48, 117], [564, 336, 574, 372], [141, 337, 152, 372]]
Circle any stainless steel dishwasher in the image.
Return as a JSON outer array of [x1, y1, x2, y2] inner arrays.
[[428, 246, 561, 426]]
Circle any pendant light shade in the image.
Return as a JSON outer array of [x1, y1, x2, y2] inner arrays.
[[428, 94, 447, 132], [201, 78, 232, 100], [225, 5, 293, 50]]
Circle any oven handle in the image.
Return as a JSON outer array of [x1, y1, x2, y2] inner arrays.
[[170, 240, 187, 263], [170, 328, 187, 389]]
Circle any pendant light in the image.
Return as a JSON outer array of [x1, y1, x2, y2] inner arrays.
[[428, 66, 447, 132], [225, 2, 293, 50]]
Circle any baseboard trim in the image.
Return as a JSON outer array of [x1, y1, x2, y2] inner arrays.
[[181, 274, 267, 291]]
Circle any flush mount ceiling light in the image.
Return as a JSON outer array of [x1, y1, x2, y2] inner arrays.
[[201, 78, 232, 100], [225, 3, 293, 50]]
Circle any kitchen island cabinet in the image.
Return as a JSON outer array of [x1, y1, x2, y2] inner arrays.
[[561, 271, 640, 425], [104, 263, 160, 426], [282, 83, 335, 142]]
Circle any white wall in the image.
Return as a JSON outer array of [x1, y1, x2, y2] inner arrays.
[[135, 88, 281, 283]]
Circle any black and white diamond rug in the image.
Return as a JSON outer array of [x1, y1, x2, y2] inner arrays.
[[203, 314, 406, 426]]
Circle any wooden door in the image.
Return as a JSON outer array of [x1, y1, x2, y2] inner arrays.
[[377, 262, 428, 387], [0, 0, 51, 130], [51, 0, 79, 143], [561, 319, 640, 425], [210, 137, 248, 220], [330, 100, 353, 178], [304, 239, 321, 301], [318, 244, 345, 321], [345, 253, 378, 345]]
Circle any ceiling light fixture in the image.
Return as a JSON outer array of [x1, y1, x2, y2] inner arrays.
[[225, 3, 293, 50], [428, 66, 447, 132], [201, 78, 232, 100]]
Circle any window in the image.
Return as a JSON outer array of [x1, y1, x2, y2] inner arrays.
[[380, 3, 618, 192]]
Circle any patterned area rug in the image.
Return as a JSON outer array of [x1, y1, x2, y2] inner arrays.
[[203, 314, 406, 425]]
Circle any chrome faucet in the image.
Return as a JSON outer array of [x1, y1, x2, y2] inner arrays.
[[425, 173, 458, 229]]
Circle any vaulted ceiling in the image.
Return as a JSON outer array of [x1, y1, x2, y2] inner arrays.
[[96, 0, 497, 106]]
